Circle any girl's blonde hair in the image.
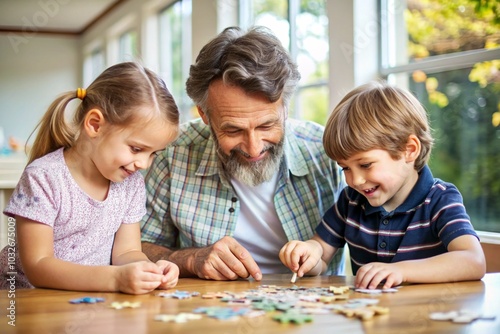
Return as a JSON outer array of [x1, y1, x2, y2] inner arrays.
[[27, 62, 179, 164], [323, 81, 433, 171]]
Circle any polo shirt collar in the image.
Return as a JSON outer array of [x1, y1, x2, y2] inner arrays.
[[364, 165, 434, 215]]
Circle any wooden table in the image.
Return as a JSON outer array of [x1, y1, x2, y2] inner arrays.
[[1, 273, 499, 334]]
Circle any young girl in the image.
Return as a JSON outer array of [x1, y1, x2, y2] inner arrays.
[[0, 62, 180, 294]]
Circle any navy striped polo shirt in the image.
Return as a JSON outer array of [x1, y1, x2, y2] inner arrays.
[[316, 165, 478, 274]]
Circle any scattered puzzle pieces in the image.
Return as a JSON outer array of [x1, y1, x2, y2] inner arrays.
[[319, 294, 349, 303], [335, 305, 389, 321], [157, 290, 200, 299], [273, 311, 313, 324], [154, 313, 202, 323], [152, 284, 396, 325], [429, 310, 496, 324], [194, 306, 253, 320], [69, 297, 105, 304], [329, 286, 351, 295], [200, 291, 232, 299], [109, 301, 141, 309], [354, 287, 399, 294]]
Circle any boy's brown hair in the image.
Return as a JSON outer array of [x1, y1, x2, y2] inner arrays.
[[323, 81, 433, 171]]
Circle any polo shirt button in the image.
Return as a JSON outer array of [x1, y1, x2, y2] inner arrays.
[[228, 207, 235, 213], [383, 219, 389, 225], [380, 241, 387, 248]]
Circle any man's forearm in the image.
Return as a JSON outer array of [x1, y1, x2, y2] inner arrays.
[[141, 241, 197, 278]]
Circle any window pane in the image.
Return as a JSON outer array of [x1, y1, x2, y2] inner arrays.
[[249, 0, 290, 48], [118, 30, 138, 62], [295, 85, 329, 125], [83, 49, 105, 86], [391, 65, 500, 232], [383, 0, 499, 67], [295, 0, 328, 122], [244, 0, 329, 121], [159, 0, 193, 122]]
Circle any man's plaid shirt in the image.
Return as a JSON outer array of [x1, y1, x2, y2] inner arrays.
[[141, 118, 346, 274]]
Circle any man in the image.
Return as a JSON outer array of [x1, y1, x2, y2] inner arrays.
[[141, 26, 345, 280]]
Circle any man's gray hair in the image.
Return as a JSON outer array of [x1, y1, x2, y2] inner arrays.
[[186, 26, 301, 115]]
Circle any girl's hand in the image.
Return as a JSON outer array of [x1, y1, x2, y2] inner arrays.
[[355, 262, 404, 289], [279, 240, 323, 277], [115, 261, 164, 294], [155, 260, 180, 289]]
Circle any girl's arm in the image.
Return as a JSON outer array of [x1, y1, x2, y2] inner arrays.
[[111, 222, 150, 264], [17, 217, 164, 293]]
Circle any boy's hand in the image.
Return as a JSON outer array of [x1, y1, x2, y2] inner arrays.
[[115, 261, 164, 294], [355, 262, 404, 289], [279, 240, 323, 277], [156, 260, 179, 289]]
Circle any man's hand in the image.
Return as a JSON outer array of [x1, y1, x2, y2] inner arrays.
[[191, 236, 262, 281]]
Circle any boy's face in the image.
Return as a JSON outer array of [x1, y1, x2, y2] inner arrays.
[[337, 149, 419, 212]]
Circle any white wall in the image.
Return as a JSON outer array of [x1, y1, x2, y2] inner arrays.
[[0, 34, 79, 147], [0, 0, 378, 148], [328, 0, 379, 111], [81, 0, 176, 75], [80, 0, 238, 77], [0, 0, 237, 150]]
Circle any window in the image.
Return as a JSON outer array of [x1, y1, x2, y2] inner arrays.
[[83, 47, 105, 87], [240, 0, 329, 124], [158, 0, 193, 122], [380, 0, 500, 232], [118, 30, 138, 62]]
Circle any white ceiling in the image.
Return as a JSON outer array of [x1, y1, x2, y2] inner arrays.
[[0, 0, 123, 34]]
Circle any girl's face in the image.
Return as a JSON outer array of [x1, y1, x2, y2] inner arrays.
[[93, 116, 177, 183], [337, 149, 419, 212]]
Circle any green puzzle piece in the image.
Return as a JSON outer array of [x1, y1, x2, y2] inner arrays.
[[272, 311, 313, 324]]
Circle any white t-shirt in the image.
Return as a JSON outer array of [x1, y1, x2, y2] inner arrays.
[[231, 173, 290, 274]]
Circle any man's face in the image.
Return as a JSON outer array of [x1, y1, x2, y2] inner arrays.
[[201, 80, 286, 186]]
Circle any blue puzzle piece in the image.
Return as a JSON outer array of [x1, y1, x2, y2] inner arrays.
[[193, 306, 252, 320], [69, 297, 105, 304]]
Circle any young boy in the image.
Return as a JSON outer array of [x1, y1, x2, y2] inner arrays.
[[279, 81, 486, 289]]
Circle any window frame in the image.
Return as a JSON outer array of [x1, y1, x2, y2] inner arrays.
[[378, 0, 500, 239]]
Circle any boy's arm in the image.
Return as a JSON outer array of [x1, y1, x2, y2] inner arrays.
[[356, 234, 486, 289], [398, 234, 485, 283], [296, 234, 339, 276]]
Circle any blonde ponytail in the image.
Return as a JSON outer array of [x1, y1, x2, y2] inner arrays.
[[27, 92, 77, 164]]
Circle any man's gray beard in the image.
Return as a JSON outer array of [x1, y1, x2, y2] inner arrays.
[[213, 133, 285, 187]]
